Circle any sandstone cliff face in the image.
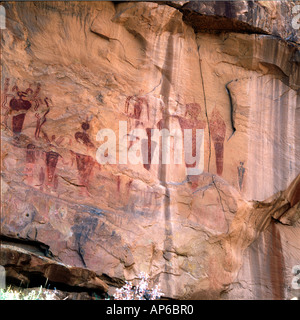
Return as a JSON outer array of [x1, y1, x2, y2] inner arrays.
[[1, 1, 299, 299]]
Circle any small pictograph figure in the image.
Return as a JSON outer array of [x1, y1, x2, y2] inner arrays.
[[238, 161, 246, 191]]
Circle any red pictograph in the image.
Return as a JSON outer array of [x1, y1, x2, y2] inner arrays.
[[209, 108, 226, 176], [2, 78, 50, 138]]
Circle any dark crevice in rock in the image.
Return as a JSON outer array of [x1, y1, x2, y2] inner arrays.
[[225, 79, 238, 141], [181, 11, 269, 35], [97, 273, 125, 287], [162, 1, 300, 47], [162, 1, 269, 35], [0, 234, 54, 258], [59, 175, 86, 188]]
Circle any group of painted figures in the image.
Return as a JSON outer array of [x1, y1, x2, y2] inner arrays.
[[2, 78, 97, 195], [1, 78, 246, 195], [125, 95, 230, 177]]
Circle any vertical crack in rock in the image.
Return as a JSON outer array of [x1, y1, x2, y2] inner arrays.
[[159, 32, 175, 296], [212, 175, 225, 214], [211, 175, 229, 233], [197, 43, 211, 172]]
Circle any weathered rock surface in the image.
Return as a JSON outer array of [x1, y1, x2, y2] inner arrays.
[[169, 0, 300, 43], [1, 242, 108, 294], [1, 1, 299, 299]]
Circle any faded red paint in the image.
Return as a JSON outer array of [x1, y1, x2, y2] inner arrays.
[[117, 176, 121, 192], [176, 103, 206, 169], [26, 144, 36, 164], [125, 96, 149, 120], [24, 144, 36, 186], [75, 121, 94, 148], [12, 113, 26, 135], [72, 119, 98, 194], [185, 103, 202, 119], [155, 102, 206, 173], [35, 98, 50, 139], [125, 95, 152, 171], [126, 179, 133, 190], [156, 118, 166, 131], [45, 151, 60, 183], [39, 167, 45, 190], [188, 175, 199, 190], [55, 136, 64, 146], [214, 142, 224, 175], [143, 128, 152, 171], [209, 108, 226, 176], [53, 174, 59, 191], [2, 79, 48, 137], [75, 153, 95, 188], [10, 92, 32, 111], [75, 131, 94, 148]]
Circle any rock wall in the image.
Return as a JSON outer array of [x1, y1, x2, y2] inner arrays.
[[1, 1, 299, 299]]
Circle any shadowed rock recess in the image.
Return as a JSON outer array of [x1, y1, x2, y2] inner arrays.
[[0, 1, 299, 300]]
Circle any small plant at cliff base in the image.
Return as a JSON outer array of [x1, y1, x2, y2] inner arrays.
[[113, 272, 164, 300], [0, 286, 57, 300]]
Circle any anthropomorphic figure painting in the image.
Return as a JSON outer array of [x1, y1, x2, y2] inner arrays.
[[2, 78, 50, 139], [125, 95, 149, 123], [156, 102, 206, 176], [75, 120, 95, 149], [175, 103, 206, 170], [72, 119, 99, 195], [38, 167, 45, 191], [74, 152, 95, 190], [41, 135, 67, 191], [125, 95, 155, 171], [45, 150, 61, 190], [24, 144, 36, 186], [209, 108, 226, 176], [142, 127, 156, 171], [35, 97, 50, 139], [237, 161, 246, 191]]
